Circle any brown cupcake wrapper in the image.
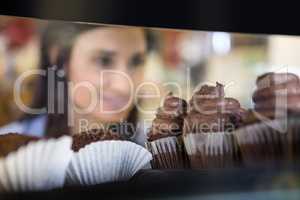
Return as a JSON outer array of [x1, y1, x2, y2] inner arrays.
[[145, 136, 189, 169], [235, 118, 300, 166], [183, 132, 240, 169]]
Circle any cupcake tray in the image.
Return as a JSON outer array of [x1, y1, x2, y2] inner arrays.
[[1, 164, 300, 200]]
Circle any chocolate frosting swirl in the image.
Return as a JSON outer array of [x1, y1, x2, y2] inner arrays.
[[72, 129, 121, 152], [0, 133, 39, 158], [184, 82, 244, 134], [148, 92, 187, 141], [250, 72, 300, 121]]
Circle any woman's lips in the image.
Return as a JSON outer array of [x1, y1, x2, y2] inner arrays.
[[101, 94, 131, 111]]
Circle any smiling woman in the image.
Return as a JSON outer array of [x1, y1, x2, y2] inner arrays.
[[69, 27, 146, 123], [0, 22, 150, 144]]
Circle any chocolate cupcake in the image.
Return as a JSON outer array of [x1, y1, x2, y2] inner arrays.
[[183, 82, 244, 168], [0, 133, 39, 157], [72, 129, 121, 152], [0, 133, 73, 192], [236, 72, 300, 166], [67, 129, 151, 186], [145, 92, 189, 169], [245, 72, 300, 123]]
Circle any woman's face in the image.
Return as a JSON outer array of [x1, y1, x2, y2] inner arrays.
[[68, 27, 146, 123]]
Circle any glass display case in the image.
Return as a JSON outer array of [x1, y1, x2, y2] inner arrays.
[[0, 1, 299, 199]]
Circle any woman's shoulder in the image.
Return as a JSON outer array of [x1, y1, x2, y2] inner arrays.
[[0, 115, 47, 137]]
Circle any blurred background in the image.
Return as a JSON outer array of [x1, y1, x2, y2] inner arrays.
[[1, 15, 300, 126]]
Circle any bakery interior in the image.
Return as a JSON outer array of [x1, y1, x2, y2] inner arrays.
[[0, 14, 300, 199], [1, 15, 300, 127]]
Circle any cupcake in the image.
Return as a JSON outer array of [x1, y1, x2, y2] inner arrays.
[[66, 128, 152, 186], [145, 92, 189, 169], [0, 133, 73, 192], [183, 82, 245, 168], [236, 72, 300, 166]]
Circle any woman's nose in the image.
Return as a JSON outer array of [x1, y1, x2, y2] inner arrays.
[[103, 69, 133, 92]]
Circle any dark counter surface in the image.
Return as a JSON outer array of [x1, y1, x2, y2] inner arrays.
[[1, 165, 300, 200]]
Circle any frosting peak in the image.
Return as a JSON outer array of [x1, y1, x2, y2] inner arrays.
[[194, 82, 225, 98], [148, 92, 187, 141], [184, 82, 244, 134]]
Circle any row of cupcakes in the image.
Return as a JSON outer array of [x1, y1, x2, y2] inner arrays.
[[146, 72, 300, 169], [0, 130, 152, 192]]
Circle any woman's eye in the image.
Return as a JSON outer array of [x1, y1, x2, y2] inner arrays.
[[129, 54, 145, 69], [97, 56, 113, 68]]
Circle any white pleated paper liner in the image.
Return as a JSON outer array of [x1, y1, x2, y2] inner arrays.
[[0, 136, 73, 192], [65, 140, 152, 186], [235, 118, 300, 167], [145, 136, 190, 169], [183, 132, 240, 169]]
